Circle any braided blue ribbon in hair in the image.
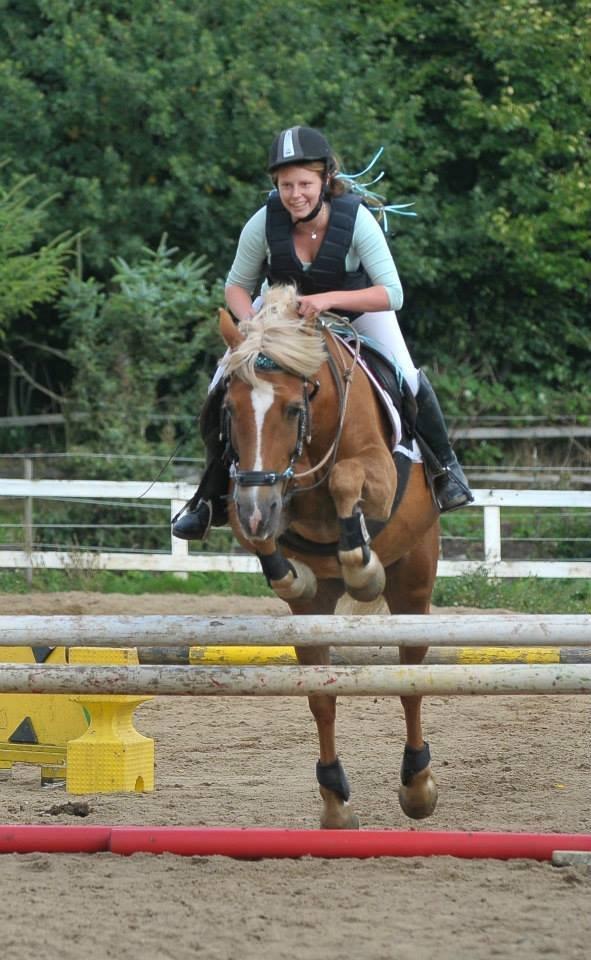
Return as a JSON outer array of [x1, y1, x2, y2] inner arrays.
[[335, 147, 416, 233]]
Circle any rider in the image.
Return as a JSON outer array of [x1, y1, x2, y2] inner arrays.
[[173, 125, 473, 540]]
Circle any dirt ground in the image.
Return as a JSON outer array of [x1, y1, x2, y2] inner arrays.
[[1, 592, 590, 960]]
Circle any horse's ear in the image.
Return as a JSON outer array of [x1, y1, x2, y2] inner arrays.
[[219, 308, 244, 349]]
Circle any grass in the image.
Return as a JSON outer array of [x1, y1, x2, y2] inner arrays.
[[0, 567, 274, 597], [432, 571, 591, 614], [0, 567, 588, 613]]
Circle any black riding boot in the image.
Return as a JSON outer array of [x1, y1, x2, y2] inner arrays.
[[415, 371, 473, 513], [172, 500, 213, 541], [172, 384, 230, 542], [172, 458, 229, 540]]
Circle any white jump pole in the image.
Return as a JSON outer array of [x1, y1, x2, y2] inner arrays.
[[0, 663, 590, 697], [0, 614, 589, 648]]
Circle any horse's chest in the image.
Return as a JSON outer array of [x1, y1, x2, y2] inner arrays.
[[289, 496, 338, 542]]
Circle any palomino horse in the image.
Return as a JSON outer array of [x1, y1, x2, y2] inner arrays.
[[218, 286, 440, 828]]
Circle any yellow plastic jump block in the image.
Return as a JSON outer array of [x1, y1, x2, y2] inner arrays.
[[189, 645, 297, 665], [66, 647, 154, 795], [66, 695, 154, 794], [0, 645, 154, 793], [0, 645, 84, 785]]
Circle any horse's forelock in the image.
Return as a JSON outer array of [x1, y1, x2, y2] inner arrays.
[[224, 286, 326, 385]]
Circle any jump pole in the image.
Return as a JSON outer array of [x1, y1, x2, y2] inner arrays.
[[0, 614, 589, 648], [152, 644, 591, 666], [1, 662, 590, 696], [1, 825, 591, 861]]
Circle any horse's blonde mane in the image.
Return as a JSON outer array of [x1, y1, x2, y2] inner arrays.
[[224, 286, 327, 386]]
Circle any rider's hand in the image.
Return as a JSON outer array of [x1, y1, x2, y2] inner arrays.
[[296, 293, 333, 318]]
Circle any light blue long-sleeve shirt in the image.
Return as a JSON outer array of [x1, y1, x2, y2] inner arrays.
[[225, 202, 403, 310]]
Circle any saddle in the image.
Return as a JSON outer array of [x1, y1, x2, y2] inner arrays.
[[357, 343, 417, 448], [278, 344, 420, 557]]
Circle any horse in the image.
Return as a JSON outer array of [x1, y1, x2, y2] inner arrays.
[[218, 285, 440, 828]]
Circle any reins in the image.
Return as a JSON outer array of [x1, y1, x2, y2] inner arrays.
[[287, 313, 361, 493]]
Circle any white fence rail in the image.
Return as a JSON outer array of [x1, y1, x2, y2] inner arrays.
[[2, 414, 591, 440], [0, 479, 590, 579]]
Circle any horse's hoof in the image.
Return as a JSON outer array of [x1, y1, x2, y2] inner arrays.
[[319, 786, 360, 830], [271, 560, 317, 601], [398, 767, 438, 820], [320, 809, 360, 830], [339, 549, 385, 602], [346, 579, 384, 603]]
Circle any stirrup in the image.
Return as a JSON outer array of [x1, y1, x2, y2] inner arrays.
[[433, 467, 474, 514]]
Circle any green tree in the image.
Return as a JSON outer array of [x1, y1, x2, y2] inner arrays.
[[60, 236, 222, 463], [0, 161, 73, 420], [0, 0, 589, 416], [0, 162, 71, 336]]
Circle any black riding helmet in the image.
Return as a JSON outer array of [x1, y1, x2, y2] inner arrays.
[[268, 125, 336, 173]]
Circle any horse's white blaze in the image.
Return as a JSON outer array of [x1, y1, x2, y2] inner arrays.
[[249, 504, 263, 535], [250, 382, 275, 471]]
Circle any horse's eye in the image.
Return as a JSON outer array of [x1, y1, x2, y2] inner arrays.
[[223, 402, 235, 418], [286, 405, 302, 420]]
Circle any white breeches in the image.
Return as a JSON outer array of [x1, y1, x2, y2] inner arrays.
[[353, 311, 419, 397]]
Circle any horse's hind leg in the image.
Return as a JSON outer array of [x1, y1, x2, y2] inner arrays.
[[290, 579, 360, 830], [383, 533, 439, 820]]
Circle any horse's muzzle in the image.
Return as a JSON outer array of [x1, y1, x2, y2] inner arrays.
[[234, 485, 284, 542]]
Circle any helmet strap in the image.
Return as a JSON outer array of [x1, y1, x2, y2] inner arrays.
[[294, 195, 324, 224]]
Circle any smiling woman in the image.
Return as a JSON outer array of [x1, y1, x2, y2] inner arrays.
[[172, 125, 472, 542], [276, 167, 326, 228], [226, 125, 404, 326]]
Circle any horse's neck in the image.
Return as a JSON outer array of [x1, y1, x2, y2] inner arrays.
[[302, 347, 344, 454]]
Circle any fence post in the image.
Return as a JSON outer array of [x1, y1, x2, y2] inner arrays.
[[483, 505, 502, 563], [171, 499, 189, 581], [23, 458, 33, 588]]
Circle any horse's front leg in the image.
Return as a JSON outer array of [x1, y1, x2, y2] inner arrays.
[[229, 482, 318, 602], [329, 453, 394, 602], [291, 583, 359, 830], [255, 538, 318, 602]]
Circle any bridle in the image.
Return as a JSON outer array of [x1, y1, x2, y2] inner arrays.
[[226, 371, 318, 489], [223, 315, 361, 495]]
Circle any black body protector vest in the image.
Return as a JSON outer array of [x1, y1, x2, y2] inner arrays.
[[265, 192, 371, 318]]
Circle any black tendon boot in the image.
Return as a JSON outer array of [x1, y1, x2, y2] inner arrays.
[[172, 384, 229, 541], [415, 371, 474, 513]]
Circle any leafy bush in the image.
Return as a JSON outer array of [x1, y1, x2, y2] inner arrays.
[[0, 161, 72, 337], [60, 236, 223, 466]]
